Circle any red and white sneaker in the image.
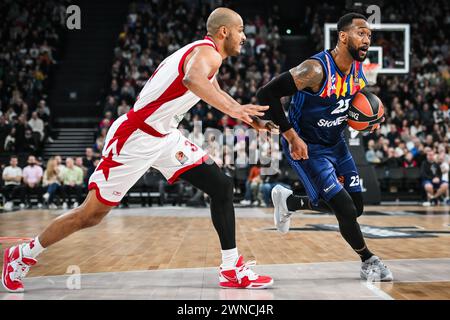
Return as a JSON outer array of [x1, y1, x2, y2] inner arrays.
[[219, 255, 273, 289], [2, 245, 37, 293]]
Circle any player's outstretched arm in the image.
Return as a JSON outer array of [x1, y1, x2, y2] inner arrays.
[[182, 46, 268, 123], [212, 77, 278, 132], [256, 59, 323, 132], [256, 59, 324, 160]]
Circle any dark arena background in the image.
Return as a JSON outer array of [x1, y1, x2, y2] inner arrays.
[[0, 0, 449, 307]]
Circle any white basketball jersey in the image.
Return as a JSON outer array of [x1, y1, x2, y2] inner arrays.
[[133, 36, 218, 134]]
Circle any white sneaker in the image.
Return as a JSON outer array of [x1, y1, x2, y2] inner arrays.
[[49, 203, 58, 210], [422, 201, 431, 207], [43, 193, 50, 202], [72, 202, 79, 208], [19, 203, 25, 210], [37, 203, 43, 209], [62, 202, 68, 210], [4, 202, 13, 211], [240, 199, 251, 206], [252, 200, 260, 206], [361, 255, 393, 282], [271, 185, 294, 234]]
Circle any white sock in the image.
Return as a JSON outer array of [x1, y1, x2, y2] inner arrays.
[[21, 236, 45, 259], [221, 248, 239, 268]]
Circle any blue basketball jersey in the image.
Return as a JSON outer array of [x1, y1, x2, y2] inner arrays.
[[288, 50, 369, 146]]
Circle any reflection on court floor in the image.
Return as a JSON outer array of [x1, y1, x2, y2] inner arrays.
[[1, 258, 449, 300], [1, 206, 449, 299]]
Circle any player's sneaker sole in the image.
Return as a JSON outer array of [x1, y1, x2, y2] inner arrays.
[[219, 278, 274, 289]]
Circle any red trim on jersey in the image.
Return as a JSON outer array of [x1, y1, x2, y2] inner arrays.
[[167, 154, 210, 184], [135, 42, 217, 122], [88, 182, 120, 206], [178, 43, 217, 75], [203, 36, 219, 51], [134, 74, 189, 121], [149, 62, 165, 81]]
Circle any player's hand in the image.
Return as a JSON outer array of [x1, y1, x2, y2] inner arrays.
[[432, 177, 440, 184], [284, 129, 308, 160], [233, 104, 269, 124], [369, 116, 385, 133], [369, 123, 380, 133], [249, 116, 279, 133]]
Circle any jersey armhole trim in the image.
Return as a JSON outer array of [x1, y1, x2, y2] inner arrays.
[[360, 67, 369, 87], [178, 43, 217, 76]]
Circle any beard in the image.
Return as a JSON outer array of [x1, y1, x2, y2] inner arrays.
[[348, 42, 367, 62], [224, 35, 240, 57]]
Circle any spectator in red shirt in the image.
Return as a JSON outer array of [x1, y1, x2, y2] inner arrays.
[[403, 152, 417, 168], [240, 165, 262, 206]]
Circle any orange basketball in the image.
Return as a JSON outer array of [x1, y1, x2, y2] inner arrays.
[[347, 90, 384, 131]]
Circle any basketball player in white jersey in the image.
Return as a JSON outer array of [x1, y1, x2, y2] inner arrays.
[[2, 8, 275, 292]]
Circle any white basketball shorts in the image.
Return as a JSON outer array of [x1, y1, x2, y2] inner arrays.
[[88, 111, 208, 206]]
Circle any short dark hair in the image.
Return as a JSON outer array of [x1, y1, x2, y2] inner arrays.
[[337, 13, 367, 32], [10, 155, 18, 160]]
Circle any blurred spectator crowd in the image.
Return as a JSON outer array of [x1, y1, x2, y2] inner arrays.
[[1, 0, 449, 209], [0, 0, 68, 156], [1, 150, 97, 210]]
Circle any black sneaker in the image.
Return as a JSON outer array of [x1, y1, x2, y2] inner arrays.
[[431, 197, 439, 206]]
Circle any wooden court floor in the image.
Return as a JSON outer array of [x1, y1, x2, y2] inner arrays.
[[0, 205, 449, 299]]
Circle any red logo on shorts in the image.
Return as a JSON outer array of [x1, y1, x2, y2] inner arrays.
[[175, 151, 188, 165]]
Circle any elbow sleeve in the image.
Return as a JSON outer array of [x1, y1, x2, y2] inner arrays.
[[256, 72, 298, 133]]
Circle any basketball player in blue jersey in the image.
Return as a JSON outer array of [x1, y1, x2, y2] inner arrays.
[[256, 13, 393, 281]]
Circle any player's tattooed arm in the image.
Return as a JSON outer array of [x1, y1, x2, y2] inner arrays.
[[289, 59, 324, 93], [275, 59, 324, 160], [256, 60, 319, 160]]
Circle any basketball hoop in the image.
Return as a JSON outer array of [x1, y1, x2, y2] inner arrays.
[[363, 63, 381, 86]]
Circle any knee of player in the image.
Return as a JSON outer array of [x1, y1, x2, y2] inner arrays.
[[212, 175, 234, 202], [74, 203, 111, 229], [356, 205, 364, 217], [335, 203, 358, 223], [349, 192, 364, 217], [354, 200, 364, 217], [79, 211, 107, 228]]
